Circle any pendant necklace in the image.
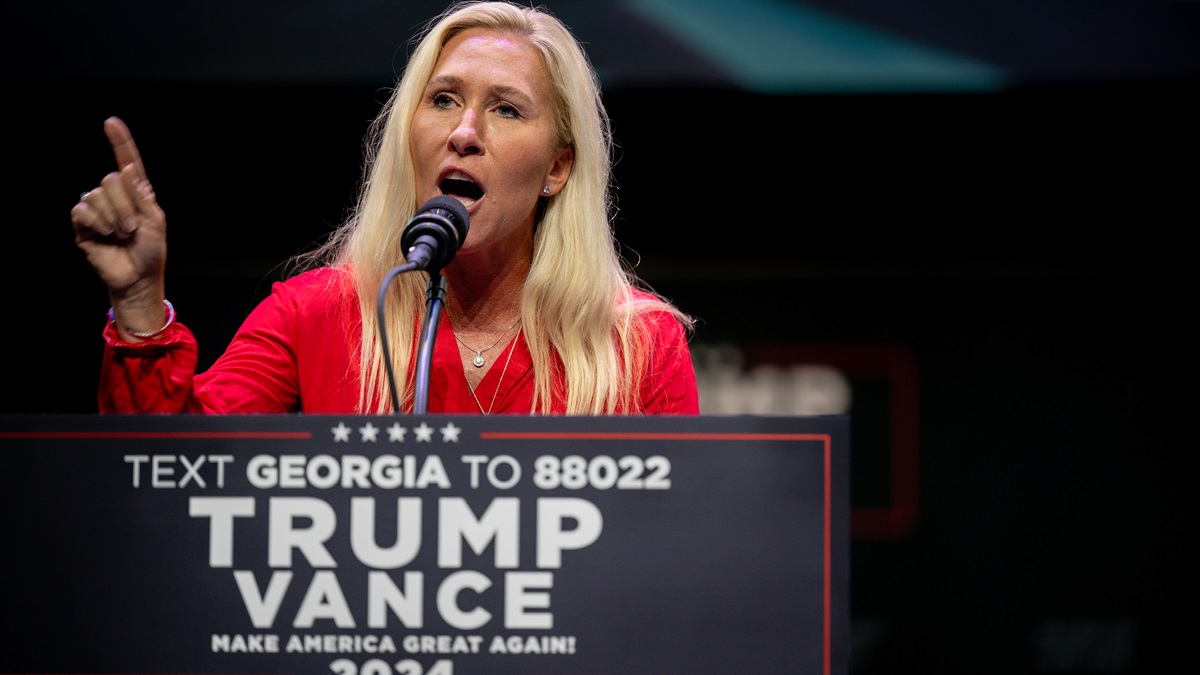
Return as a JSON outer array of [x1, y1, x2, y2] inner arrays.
[[454, 317, 521, 368], [467, 329, 521, 415]]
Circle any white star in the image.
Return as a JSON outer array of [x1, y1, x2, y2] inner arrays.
[[440, 422, 462, 443], [332, 422, 352, 443], [387, 423, 408, 442], [359, 422, 380, 442], [414, 422, 435, 443]]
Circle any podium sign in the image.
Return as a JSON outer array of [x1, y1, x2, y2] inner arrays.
[[1, 414, 848, 674]]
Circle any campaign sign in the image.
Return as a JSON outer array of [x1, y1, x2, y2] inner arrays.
[[0, 414, 848, 674]]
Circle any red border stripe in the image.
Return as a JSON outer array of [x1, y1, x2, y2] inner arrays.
[[0, 431, 311, 439], [481, 431, 828, 441]]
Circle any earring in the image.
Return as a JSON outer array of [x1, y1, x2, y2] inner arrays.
[[542, 186, 552, 195]]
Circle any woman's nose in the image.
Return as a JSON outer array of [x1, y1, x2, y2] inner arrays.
[[448, 109, 482, 155]]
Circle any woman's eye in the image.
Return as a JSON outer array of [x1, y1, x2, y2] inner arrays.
[[432, 93, 455, 108], [495, 103, 520, 118]]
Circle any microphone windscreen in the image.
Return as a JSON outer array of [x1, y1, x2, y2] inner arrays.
[[401, 195, 472, 270], [419, 195, 469, 242]]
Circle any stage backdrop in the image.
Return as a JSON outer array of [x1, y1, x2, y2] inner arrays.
[[1, 413, 848, 675]]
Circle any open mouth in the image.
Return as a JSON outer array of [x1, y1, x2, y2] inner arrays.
[[439, 171, 484, 205]]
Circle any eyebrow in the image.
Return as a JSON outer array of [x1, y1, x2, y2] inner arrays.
[[425, 75, 539, 109]]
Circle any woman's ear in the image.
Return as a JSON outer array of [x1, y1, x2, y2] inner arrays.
[[542, 145, 574, 196]]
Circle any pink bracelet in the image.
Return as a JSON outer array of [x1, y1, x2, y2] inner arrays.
[[108, 299, 176, 339]]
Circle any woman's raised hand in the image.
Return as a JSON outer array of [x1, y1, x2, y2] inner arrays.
[[71, 117, 169, 336]]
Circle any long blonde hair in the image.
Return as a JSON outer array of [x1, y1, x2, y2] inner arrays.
[[299, 0, 692, 414]]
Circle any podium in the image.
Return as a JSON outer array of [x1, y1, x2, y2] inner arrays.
[[1, 414, 849, 674]]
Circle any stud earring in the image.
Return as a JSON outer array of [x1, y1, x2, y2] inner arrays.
[[542, 186, 552, 195]]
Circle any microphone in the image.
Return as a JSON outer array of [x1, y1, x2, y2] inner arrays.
[[377, 195, 469, 414], [401, 195, 470, 271]]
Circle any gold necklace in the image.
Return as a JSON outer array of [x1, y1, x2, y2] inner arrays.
[[454, 317, 521, 368], [467, 329, 520, 415]]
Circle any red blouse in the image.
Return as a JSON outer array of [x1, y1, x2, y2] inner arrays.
[[98, 268, 699, 415]]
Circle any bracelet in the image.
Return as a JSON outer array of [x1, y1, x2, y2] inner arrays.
[[108, 299, 176, 339]]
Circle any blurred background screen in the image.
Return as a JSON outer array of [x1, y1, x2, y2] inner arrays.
[[8, 0, 1199, 89]]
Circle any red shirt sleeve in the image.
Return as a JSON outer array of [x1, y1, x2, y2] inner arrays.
[[98, 322, 203, 413], [98, 268, 362, 414], [636, 309, 700, 415]]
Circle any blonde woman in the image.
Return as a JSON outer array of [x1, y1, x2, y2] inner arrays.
[[72, 1, 697, 415]]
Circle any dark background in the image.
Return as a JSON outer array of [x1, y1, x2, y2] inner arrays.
[[4, 1, 1197, 672]]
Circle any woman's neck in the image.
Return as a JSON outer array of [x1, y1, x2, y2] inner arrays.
[[443, 252, 529, 331]]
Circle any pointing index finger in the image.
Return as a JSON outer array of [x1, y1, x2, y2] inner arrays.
[[103, 116, 148, 181]]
